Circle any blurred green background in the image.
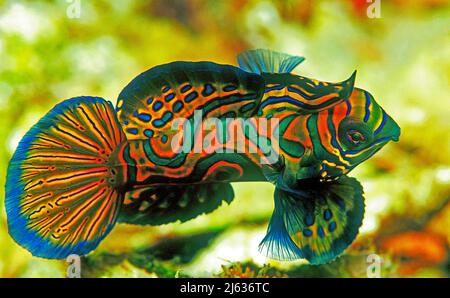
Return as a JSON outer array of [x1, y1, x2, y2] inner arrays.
[[0, 0, 449, 277]]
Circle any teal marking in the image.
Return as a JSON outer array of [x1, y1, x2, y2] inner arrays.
[[185, 91, 198, 103], [144, 129, 154, 138], [173, 101, 184, 113]]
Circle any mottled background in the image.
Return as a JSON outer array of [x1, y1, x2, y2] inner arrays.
[[0, 0, 449, 277]]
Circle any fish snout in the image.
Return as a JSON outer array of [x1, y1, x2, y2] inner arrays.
[[383, 113, 401, 142], [390, 120, 401, 142]]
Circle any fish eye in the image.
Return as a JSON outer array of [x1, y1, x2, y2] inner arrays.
[[338, 118, 373, 150], [346, 130, 365, 145]]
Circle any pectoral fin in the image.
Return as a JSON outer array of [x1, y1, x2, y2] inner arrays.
[[259, 176, 365, 264]]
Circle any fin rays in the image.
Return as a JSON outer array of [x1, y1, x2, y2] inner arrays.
[[237, 49, 305, 74], [259, 176, 365, 264], [5, 97, 126, 259]]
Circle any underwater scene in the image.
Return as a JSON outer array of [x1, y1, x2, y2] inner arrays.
[[0, 0, 449, 278]]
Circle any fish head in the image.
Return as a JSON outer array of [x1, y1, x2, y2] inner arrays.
[[311, 87, 400, 180]]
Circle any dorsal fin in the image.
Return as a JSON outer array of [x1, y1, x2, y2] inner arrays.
[[237, 49, 305, 74]]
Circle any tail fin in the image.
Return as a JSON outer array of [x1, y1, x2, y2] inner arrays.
[[5, 96, 126, 259]]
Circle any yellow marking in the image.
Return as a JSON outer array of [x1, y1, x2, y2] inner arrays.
[[373, 107, 384, 131], [311, 79, 320, 86], [290, 85, 314, 97], [323, 160, 347, 171], [334, 151, 351, 166], [117, 99, 123, 109], [345, 151, 363, 158], [344, 144, 379, 158]]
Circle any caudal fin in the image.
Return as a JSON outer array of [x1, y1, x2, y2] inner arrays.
[[5, 97, 126, 259]]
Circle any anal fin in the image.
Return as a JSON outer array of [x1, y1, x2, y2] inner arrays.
[[119, 183, 234, 225]]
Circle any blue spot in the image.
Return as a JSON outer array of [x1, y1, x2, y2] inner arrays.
[[137, 113, 151, 122], [345, 99, 351, 116], [267, 114, 273, 119], [133, 111, 138, 116], [153, 101, 163, 111], [364, 91, 371, 122], [180, 85, 192, 93], [123, 120, 129, 125], [276, 107, 286, 112], [305, 214, 314, 226], [303, 228, 313, 237], [328, 221, 337, 232], [144, 129, 154, 138], [126, 128, 138, 135], [173, 101, 184, 113], [185, 91, 198, 103], [165, 93, 176, 102], [202, 84, 215, 96], [323, 209, 332, 221], [223, 85, 237, 92], [147, 97, 154, 105], [161, 135, 168, 143], [162, 86, 170, 93], [317, 226, 325, 238]]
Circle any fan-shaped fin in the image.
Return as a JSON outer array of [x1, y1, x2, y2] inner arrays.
[[5, 97, 126, 259], [259, 176, 365, 264], [237, 49, 305, 74]]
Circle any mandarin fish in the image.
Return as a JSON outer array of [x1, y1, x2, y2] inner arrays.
[[5, 49, 400, 264]]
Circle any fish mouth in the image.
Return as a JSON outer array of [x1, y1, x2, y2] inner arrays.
[[391, 126, 400, 142], [374, 128, 400, 145], [390, 120, 401, 142]]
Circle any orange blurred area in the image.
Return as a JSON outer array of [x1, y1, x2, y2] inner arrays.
[[380, 231, 447, 275]]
